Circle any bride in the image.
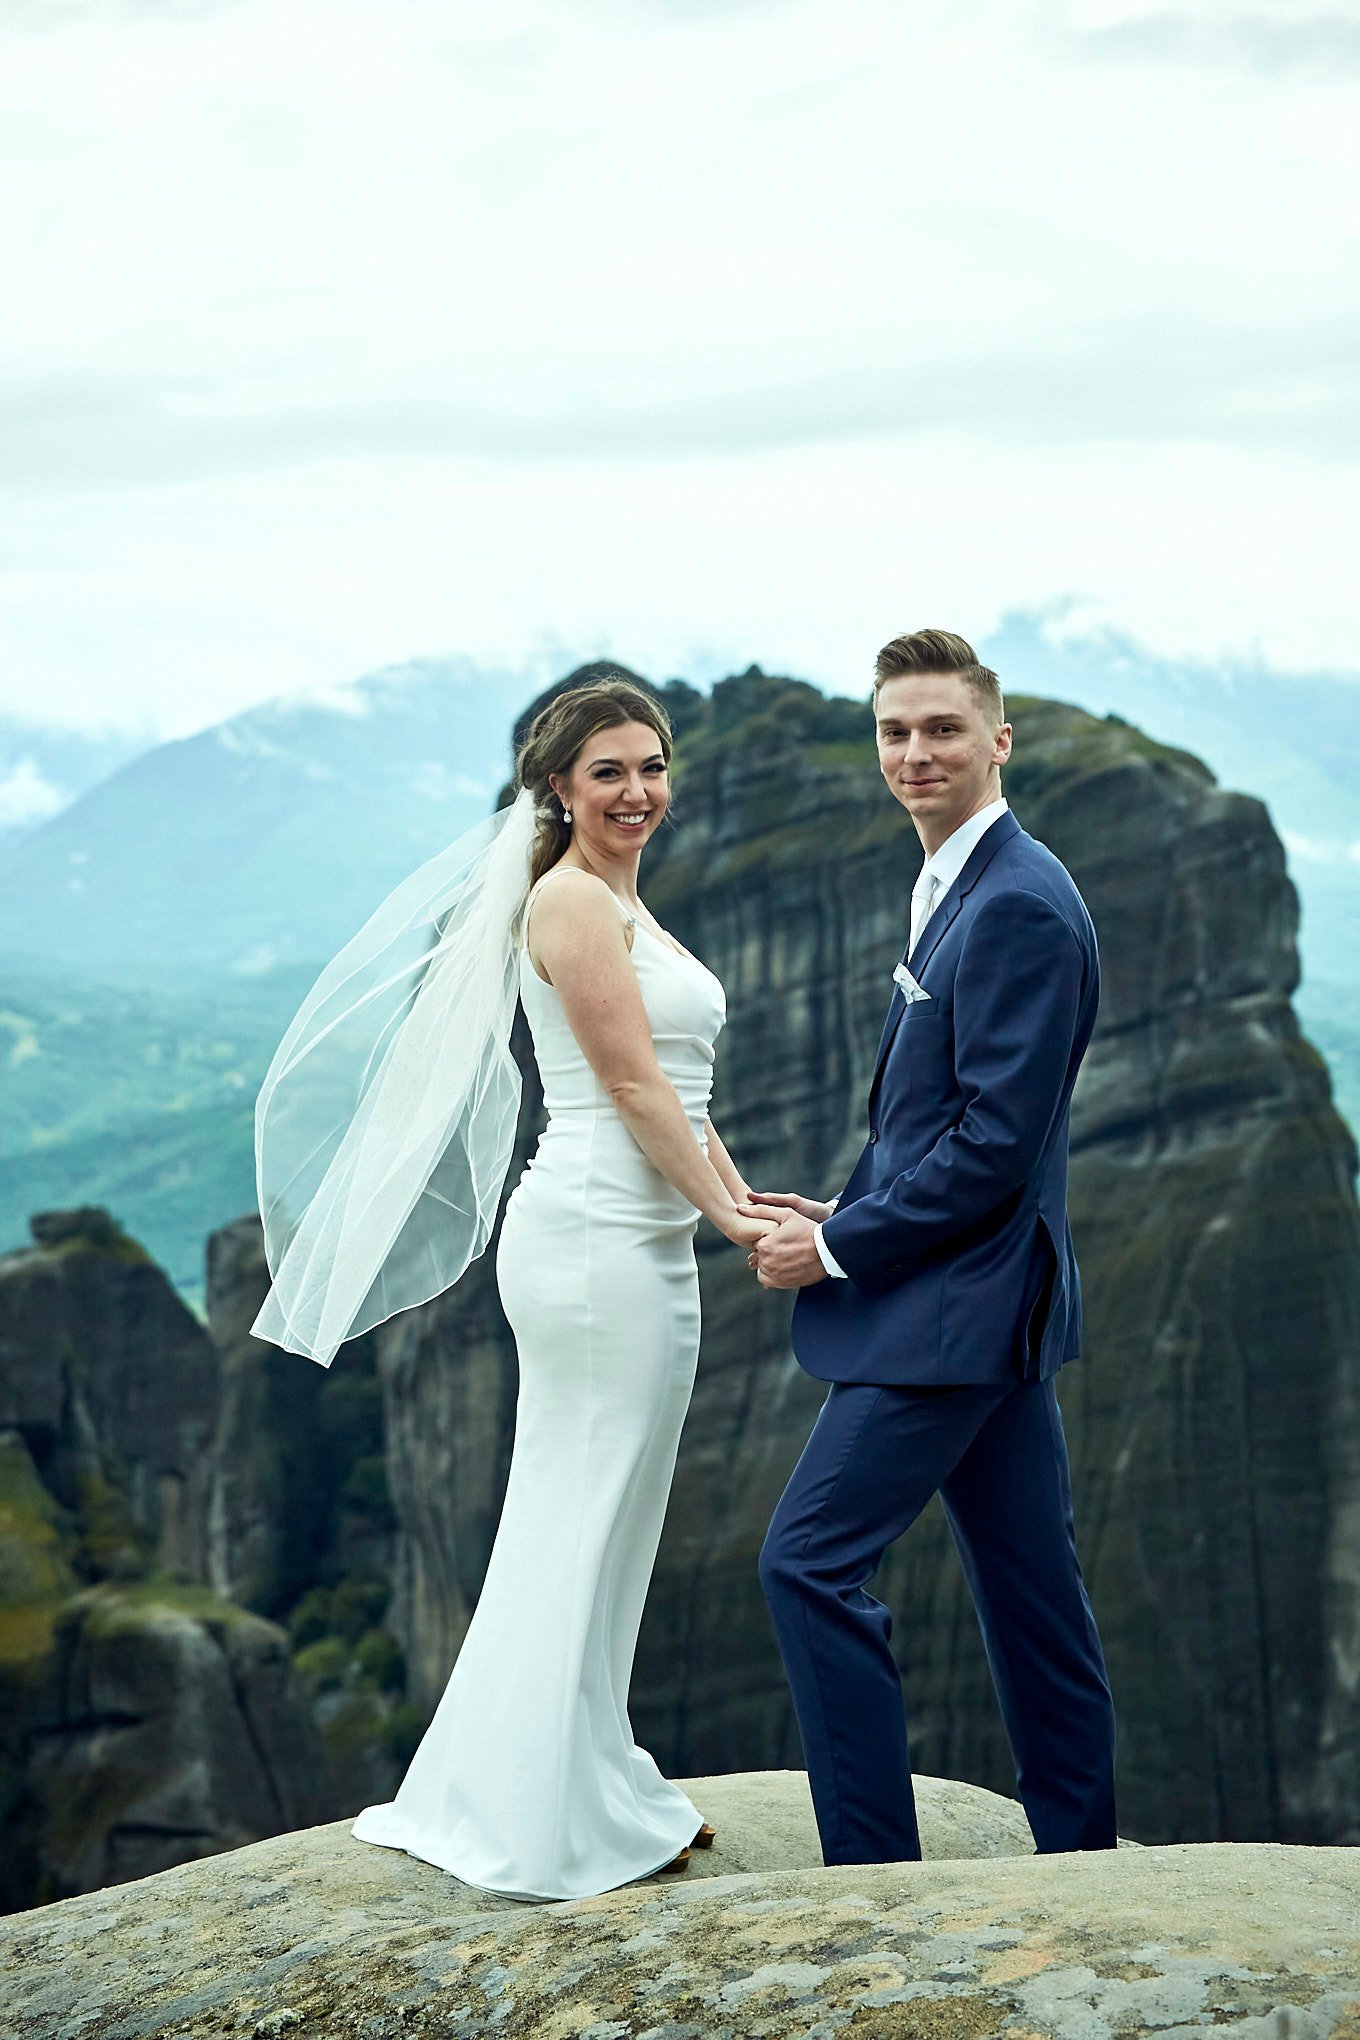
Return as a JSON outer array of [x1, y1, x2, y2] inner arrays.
[[251, 674, 774, 1901]]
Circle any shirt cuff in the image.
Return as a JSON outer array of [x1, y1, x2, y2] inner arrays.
[[814, 1221, 848, 1279]]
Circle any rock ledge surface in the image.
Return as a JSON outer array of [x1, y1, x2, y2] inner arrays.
[[1, 1771, 1356, 2038]]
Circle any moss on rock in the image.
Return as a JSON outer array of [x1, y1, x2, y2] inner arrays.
[[0, 1432, 77, 1607], [27, 1207, 153, 1265]]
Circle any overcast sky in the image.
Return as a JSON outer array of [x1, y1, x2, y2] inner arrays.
[[2, 0, 1357, 744]]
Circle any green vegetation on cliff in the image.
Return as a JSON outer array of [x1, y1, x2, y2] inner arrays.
[[0, 1213, 335, 1912]]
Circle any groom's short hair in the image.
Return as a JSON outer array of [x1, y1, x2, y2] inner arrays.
[[875, 629, 1004, 725]]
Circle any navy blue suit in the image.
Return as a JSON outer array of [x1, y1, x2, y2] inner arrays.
[[760, 809, 1117, 1863]]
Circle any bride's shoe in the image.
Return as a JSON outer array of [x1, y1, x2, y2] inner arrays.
[[656, 1817, 715, 1873]]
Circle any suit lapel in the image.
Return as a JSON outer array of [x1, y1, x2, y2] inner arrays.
[[867, 811, 1021, 1110], [867, 894, 961, 1097], [868, 982, 909, 1088]]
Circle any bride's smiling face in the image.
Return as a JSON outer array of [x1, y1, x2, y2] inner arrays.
[[551, 720, 670, 855]]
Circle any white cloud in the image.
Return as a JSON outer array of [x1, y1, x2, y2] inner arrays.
[[1282, 830, 1360, 866], [215, 725, 283, 758], [0, 0, 1357, 734], [1048, 0, 1360, 71], [0, 757, 69, 826], [411, 763, 495, 802], [230, 941, 278, 975]]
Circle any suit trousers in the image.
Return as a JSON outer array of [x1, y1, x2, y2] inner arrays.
[[758, 1375, 1117, 1864]]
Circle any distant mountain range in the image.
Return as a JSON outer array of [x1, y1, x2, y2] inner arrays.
[[0, 719, 150, 854], [0, 657, 532, 976], [1, 632, 1356, 1296], [0, 657, 530, 1291]]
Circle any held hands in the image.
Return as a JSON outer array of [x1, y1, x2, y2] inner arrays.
[[740, 1191, 835, 1225], [738, 1190, 832, 1291], [724, 1209, 780, 1251]]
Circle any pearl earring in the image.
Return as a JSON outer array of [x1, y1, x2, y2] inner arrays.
[[563, 806, 573, 825]]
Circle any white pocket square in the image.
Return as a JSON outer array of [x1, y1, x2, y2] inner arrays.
[[893, 962, 931, 1003]]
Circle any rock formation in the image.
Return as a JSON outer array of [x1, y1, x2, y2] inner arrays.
[[262, 671, 1355, 1846], [2, 1771, 1356, 2040], [0, 1211, 334, 1912], [202, 1215, 419, 1810], [0, 1205, 217, 1583]]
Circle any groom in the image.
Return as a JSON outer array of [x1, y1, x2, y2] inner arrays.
[[747, 628, 1117, 1865]]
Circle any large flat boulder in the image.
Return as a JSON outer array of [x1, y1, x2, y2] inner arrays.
[[2, 1771, 1355, 2039]]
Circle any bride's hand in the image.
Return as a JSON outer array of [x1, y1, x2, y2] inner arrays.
[[740, 1190, 835, 1225], [723, 1211, 780, 1249]]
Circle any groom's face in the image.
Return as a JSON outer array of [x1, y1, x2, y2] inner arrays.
[[875, 672, 1012, 846]]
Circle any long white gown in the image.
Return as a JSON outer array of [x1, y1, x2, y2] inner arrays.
[[351, 870, 727, 1901]]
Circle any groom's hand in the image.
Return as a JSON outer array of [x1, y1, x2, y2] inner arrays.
[[739, 1191, 834, 1224], [751, 1212, 828, 1290]]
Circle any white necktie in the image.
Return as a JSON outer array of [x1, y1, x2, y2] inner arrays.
[[909, 872, 939, 958]]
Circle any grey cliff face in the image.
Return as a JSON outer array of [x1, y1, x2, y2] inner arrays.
[[320, 675, 1359, 1845], [203, 1213, 391, 1617], [202, 1215, 415, 1811], [21, 1581, 333, 1903], [0, 1207, 217, 1580], [0, 1213, 334, 1912]]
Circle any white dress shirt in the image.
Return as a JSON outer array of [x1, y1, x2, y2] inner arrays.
[[813, 797, 1010, 1280]]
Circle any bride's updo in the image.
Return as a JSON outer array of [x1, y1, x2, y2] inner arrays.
[[516, 675, 675, 887]]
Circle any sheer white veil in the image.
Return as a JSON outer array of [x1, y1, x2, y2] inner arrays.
[[250, 785, 538, 1368]]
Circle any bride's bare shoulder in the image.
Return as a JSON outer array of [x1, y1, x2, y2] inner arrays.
[[532, 864, 614, 913], [526, 867, 633, 948]]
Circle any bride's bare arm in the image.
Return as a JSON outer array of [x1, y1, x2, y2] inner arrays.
[[529, 873, 772, 1247], [703, 1118, 751, 1206]]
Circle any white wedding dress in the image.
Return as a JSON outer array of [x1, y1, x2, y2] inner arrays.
[[351, 869, 727, 1901]]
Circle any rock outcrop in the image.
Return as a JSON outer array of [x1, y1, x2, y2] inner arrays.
[[2, 1771, 1356, 2040], [293, 672, 1357, 1846], [0, 1213, 334, 1912], [202, 1215, 417, 1810], [0, 1206, 217, 1582]]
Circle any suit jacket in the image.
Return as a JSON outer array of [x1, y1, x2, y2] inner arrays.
[[791, 809, 1099, 1387]]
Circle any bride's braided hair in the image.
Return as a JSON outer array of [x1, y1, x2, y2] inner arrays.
[[516, 675, 675, 888]]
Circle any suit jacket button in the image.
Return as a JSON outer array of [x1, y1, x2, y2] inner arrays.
[[868, 1129, 879, 1143]]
